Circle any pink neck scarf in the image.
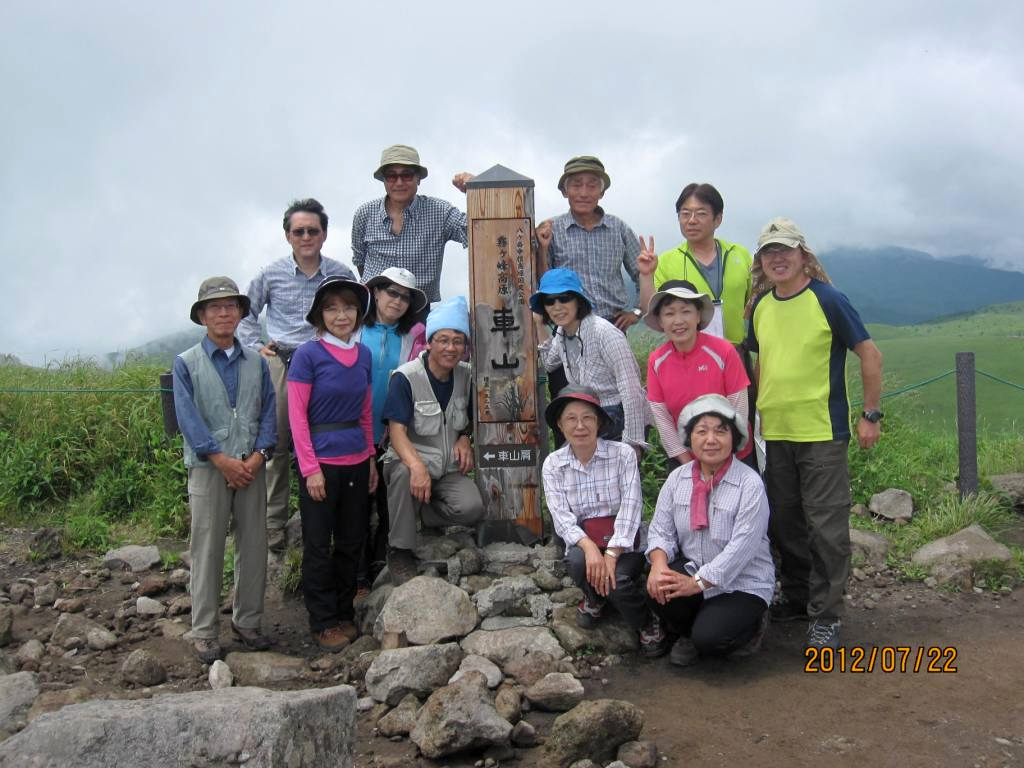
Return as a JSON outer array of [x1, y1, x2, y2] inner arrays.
[[690, 456, 733, 531]]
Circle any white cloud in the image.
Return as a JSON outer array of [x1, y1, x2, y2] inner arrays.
[[1, 0, 1022, 363]]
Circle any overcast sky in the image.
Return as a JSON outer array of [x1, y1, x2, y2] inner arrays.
[[2, 1, 1022, 365]]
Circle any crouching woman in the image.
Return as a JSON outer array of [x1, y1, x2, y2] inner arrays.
[[542, 385, 667, 658], [646, 394, 774, 667]]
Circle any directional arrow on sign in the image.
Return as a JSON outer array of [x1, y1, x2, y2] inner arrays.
[[483, 452, 496, 460]]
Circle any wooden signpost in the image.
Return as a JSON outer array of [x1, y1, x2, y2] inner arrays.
[[465, 165, 546, 541]]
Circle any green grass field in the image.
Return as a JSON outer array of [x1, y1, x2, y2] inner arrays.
[[858, 301, 1024, 434]]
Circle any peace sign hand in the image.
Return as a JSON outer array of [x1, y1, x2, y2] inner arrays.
[[637, 235, 657, 276]]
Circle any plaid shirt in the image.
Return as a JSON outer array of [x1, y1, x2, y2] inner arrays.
[[646, 459, 775, 604], [539, 314, 648, 447], [547, 208, 641, 321], [238, 255, 355, 351], [542, 439, 644, 552], [351, 194, 468, 302]]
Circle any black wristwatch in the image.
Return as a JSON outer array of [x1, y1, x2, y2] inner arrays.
[[861, 409, 884, 423], [258, 447, 274, 461]]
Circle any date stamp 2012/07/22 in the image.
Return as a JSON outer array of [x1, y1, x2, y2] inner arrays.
[[804, 646, 958, 673]]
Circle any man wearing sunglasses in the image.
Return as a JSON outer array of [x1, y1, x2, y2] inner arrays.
[[239, 198, 357, 552], [351, 144, 472, 308]]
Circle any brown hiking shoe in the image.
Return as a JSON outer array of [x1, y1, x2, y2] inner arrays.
[[232, 622, 272, 651], [192, 637, 222, 664], [267, 528, 287, 553], [337, 620, 359, 643], [313, 626, 351, 653]]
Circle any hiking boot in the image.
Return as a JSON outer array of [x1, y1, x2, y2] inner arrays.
[[731, 609, 769, 658], [387, 548, 418, 586], [576, 596, 605, 629], [769, 596, 807, 623], [267, 528, 287, 553], [639, 613, 668, 659], [192, 637, 222, 664], [337, 620, 359, 643], [805, 619, 842, 650], [313, 626, 351, 653], [232, 622, 271, 651], [669, 636, 699, 667]]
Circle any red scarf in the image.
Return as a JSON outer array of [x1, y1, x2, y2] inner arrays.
[[690, 456, 733, 531]]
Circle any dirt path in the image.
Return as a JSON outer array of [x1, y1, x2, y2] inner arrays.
[[3, 527, 1022, 767]]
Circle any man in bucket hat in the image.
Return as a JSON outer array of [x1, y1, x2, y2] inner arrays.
[[239, 198, 356, 551], [380, 296, 485, 584], [746, 217, 883, 652], [173, 277, 277, 663], [351, 144, 473, 306]]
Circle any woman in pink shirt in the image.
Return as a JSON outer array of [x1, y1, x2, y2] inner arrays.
[[645, 281, 751, 472], [288, 276, 376, 652]]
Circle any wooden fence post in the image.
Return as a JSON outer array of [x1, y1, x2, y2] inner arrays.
[[956, 351, 978, 498], [159, 371, 179, 437], [465, 165, 546, 542]]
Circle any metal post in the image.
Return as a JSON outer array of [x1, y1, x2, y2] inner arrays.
[[955, 352, 977, 498], [159, 371, 180, 437]]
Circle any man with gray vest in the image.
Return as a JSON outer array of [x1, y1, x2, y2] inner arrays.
[[381, 295, 485, 584], [173, 277, 277, 663]]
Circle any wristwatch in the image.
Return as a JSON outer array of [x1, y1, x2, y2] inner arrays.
[[258, 448, 273, 461], [861, 410, 884, 423], [631, 308, 642, 318], [693, 574, 707, 591]]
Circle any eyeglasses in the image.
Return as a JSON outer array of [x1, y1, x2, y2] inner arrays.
[[290, 227, 322, 238], [678, 209, 712, 222], [432, 336, 466, 349], [542, 294, 577, 306], [382, 286, 412, 303], [384, 170, 417, 183]]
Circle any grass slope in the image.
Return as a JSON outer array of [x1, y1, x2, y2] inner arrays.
[[858, 302, 1024, 433]]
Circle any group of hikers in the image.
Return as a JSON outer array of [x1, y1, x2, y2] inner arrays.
[[172, 144, 884, 668]]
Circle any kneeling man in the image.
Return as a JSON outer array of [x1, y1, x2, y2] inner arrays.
[[381, 295, 485, 583]]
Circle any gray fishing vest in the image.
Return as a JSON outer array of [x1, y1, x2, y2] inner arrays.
[[384, 354, 471, 479], [179, 342, 264, 469]]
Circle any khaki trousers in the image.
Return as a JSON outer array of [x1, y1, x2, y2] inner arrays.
[[188, 465, 268, 638], [265, 354, 291, 529], [383, 461, 485, 550]]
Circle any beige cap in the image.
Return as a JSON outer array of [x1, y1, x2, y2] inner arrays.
[[755, 216, 816, 258], [374, 144, 428, 181]]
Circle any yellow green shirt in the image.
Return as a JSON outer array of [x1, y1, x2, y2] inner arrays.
[[747, 279, 869, 442]]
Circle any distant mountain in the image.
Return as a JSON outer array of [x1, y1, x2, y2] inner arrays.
[[106, 328, 205, 368], [821, 247, 1024, 325]]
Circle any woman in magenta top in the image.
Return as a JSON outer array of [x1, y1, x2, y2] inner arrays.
[[645, 281, 752, 471], [287, 276, 375, 653]]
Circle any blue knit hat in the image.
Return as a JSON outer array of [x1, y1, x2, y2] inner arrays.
[[426, 295, 471, 341], [528, 268, 594, 315]]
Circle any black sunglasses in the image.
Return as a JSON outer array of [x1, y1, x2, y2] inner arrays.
[[290, 227, 322, 238], [542, 293, 577, 306]]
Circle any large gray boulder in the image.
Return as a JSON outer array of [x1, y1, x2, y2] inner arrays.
[[102, 544, 161, 572], [543, 699, 644, 768], [225, 651, 307, 686], [0, 672, 39, 734], [869, 488, 914, 522], [374, 576, 478, 645], [525, 672, 585, 711], [460, 626, 566, 668], [473, 575, 540, 618], [849, 528, 890, 566], [50, 613, 117, 652], [990, 473, 1024, 508], [365, 643, 463, 705], [911, 524, 1013, 568], [0, 685, 357, 768], [410, 671, 512, 759], [550, 604, 639, 654]]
